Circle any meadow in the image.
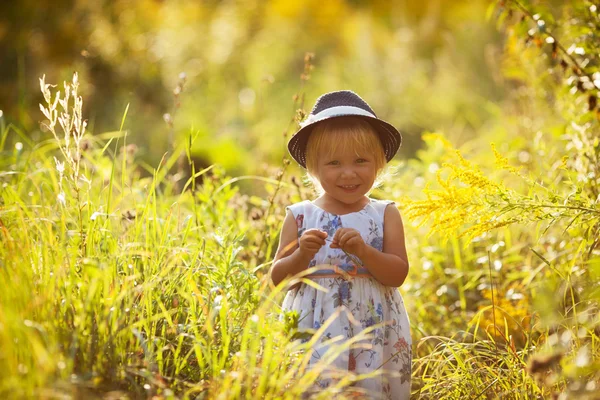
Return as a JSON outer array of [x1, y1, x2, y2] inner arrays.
[[1, 1, 600, 399]]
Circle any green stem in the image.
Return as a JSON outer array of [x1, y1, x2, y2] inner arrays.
[[508, 202, 600, 215]]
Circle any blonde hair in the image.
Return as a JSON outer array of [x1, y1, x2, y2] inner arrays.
[[304, 117, 388, 194]]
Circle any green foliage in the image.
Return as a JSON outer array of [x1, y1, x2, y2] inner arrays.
[[2, 1, 600, 399], [378, 0, 600, 398], [0, 0, 502, 176], [0, 69, 381, 399]]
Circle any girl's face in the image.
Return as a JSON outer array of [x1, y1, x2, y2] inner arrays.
[[314, 145, 377, 205]]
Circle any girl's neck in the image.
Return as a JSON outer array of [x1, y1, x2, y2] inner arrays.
[[312, 194, 370, 215]]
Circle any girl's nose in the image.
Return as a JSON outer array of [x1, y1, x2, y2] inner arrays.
[[341, 167, 357, 178]]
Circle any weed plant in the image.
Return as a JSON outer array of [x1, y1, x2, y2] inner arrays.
[[1, 2, 600, 399]]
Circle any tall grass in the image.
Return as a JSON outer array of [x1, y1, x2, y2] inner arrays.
[[2, 2, 600, 396], [379, 130, 600, 398], [1, 68, 392, 399], [3, 76, 599, 398]]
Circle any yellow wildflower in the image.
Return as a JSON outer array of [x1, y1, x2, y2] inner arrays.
[[492, 143, 523, 175]]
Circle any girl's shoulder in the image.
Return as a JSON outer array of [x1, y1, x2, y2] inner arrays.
[[285, 200, 312, 216], [367, 198, 396, 216], [285, 198, 397, 219]]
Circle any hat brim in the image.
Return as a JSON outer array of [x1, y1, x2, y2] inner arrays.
[[287, 114, 402, 169]]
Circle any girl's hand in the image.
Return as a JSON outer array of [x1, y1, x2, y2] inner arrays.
[[298, 229, 328, 259], [330, 228, 367, 259]]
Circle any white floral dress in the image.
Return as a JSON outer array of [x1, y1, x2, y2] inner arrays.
[[281, 198, 411, 399]]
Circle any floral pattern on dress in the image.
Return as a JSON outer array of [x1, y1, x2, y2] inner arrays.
[[296, 213, 306, 238], [319, 213, 343, 238], [281, 199, 411, 399]]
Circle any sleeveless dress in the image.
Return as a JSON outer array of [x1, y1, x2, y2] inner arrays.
[[281, 198, 412, 399]]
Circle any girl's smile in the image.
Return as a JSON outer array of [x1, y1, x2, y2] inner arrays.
[[338, 184, 361, 192], [313, 145, 378, 210]]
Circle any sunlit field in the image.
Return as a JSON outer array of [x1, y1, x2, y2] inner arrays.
[[1, 1, 600, 399]]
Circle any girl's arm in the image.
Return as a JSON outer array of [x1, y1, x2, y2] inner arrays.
[[360, 204, 409, 287], [269, 210, 313, 287]]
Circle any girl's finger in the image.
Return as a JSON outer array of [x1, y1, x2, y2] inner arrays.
[[346, 237, 360, 248], [338, 230, 355, 247], [332, 230, 340, 243], [335, 227, 350, 239], [305, 235, 325, 244], [306, 242, 321, 250]]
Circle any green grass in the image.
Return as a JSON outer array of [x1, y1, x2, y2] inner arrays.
[[1, 71, 600, 399], [0, 109, 387, 398]]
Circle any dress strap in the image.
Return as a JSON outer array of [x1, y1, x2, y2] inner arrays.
[[369, 199, 395, 218], [285, 201, 312, 238], [285, 200, 310, 217]]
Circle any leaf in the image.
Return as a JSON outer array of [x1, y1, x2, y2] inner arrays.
[[530, 247, 551, 267]]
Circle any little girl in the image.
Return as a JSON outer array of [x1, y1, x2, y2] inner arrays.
[[270, 90, 412, 399]]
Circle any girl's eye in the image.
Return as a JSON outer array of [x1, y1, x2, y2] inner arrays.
[[356, 158, 367, 163], [327, 160, 339, 165]]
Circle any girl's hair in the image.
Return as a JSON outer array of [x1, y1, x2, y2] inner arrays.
[[304, 117, 389, 194]]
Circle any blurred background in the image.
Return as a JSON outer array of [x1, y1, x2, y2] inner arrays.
[[2, 1, 599, 397], [0, 0, 503, 177]]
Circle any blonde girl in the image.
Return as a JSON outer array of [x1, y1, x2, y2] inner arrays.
[[270, 91, 412, 399]]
